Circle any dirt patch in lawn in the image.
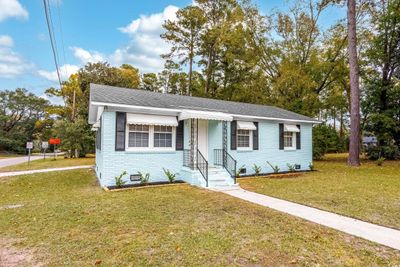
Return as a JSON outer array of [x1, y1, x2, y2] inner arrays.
[[0, 238, 39, 267]]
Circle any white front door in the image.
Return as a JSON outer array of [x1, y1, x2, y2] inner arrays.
[[197, 120, 208, 160]]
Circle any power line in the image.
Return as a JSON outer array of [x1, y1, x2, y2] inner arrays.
[[55, 0, 69, 80], [43, 0, 62, 88]]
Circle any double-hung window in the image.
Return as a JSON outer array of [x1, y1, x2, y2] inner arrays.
[[154, 126, 173, 148], [128, 125, 149, 147], [237, 129, 252, 149], [283, 131, 294, 148], [127, 124, 175, 151]]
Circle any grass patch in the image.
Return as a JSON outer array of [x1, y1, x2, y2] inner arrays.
[[240, 153, 400, 229], [0, 157, 95, 172], [0, 169, 399, 265]]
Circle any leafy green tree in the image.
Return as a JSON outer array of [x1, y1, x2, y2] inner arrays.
[[141, 73, 160, 92], [0, 88, 50, 152], [52, 118, 94, 157], [362, 0, 400, 150], [162, 6, 206, 95], [312, 124, 343, 160]]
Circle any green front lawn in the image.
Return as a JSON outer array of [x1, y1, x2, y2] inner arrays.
[[240, 153, 400, 229], [0, 169, 399, 266], [0, 156, 95, 172]]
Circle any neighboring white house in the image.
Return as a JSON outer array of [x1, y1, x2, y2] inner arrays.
[[89, 83, 320, 188]]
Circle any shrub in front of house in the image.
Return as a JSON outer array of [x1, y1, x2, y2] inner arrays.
[[138, 171, 150, 185], [252, 164, 261, 176], [236, 165, 245, 177], [267, 161, 280, 173], [308, 162, 314, 171], [287, 163, 296, 172], [115, 171, 127, 188], [163, 168, 176, 183]]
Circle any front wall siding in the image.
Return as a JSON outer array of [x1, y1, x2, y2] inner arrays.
[[96, 111, 313, 186], [99, 111, 183, 187], [228, 121, 312, 175]]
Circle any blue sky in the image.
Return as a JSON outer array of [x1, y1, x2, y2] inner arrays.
[[0, 0, 345, 99]]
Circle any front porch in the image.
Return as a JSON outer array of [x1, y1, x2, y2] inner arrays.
[[179, 117, 237, 188]]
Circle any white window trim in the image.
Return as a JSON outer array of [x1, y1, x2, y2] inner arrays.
[[125, 124, 176, 152], [284, 131, 296, 150], [237, 129, 253, 151]]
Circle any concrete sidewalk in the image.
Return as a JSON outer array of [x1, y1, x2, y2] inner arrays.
[[219, 187, 400, 251], [0, 165, 93, 178]]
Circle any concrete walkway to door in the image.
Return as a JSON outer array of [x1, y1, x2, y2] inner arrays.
[[215, 187, 400, 251]]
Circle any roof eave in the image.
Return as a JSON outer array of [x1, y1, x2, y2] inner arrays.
[[89, 101, 319, 124]]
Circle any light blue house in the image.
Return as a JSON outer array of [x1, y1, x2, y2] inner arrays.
[[89, 84, 319, 189]]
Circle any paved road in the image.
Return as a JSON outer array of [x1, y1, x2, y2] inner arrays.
[[217, 187, 400, 251], [0, 153, 62, 169]]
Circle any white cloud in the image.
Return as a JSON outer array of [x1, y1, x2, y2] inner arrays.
[[118, 5, 178, 35], [111, 5, 179, 73], [39, 5, 180, 79], [71, 47, 104, 64], [0, 35, 13, 46], [37, 64, 79, 83], [0, 0, 28, 22], [0, 35, 32, 78]]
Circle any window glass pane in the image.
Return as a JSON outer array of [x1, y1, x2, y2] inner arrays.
[[154, 132, 172, 147], [284, 132, 293, 148], [237, 129, 250, 147], [128, 124, 150, 147], [154, 126, 172, 133], [129, 124, 149, 132], [129, 132, 149, 147]]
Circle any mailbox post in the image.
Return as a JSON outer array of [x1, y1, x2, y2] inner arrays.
[[49, 138, 61, 160]]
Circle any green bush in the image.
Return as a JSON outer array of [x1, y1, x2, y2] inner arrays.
[[376, 157, 385, 166], [163, 168, 176, 183], [138, 171, 150, 185], [287, 163, 296, 172], [308, 162, 314, 171], [236, 165, 245, 177], [252, 164, 262, 176], [115, 171, 127, 188], [366, 145, 399, 160], [312, 124, 344, 160], [267, 161, 280, 173]]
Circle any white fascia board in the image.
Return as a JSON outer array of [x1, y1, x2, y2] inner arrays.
[[233, 114, 321, 124], [90, 101, 321, 124]]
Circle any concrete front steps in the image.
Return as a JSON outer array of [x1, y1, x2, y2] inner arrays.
[[207, 167, 238, 189]]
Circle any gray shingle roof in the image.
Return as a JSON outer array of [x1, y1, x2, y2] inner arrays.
[[90, 83, 318, 123]]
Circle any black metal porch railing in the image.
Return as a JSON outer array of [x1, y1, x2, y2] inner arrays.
[[183, 149, 194, 169], [183, 149, 209, 187], [196, 149, 208, 187], [214, 149, 237, 184]]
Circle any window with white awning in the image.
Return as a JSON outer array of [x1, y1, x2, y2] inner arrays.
[[283, 124, 300, 150], [126, 113, 177, 151], [178, 110, 233, 121], [284, 124, 300, 132], [127, 113, 178, 126], [237, 121, 257, 130]]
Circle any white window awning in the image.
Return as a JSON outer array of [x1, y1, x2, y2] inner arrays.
[[237, 121, 257, 130], [178, 110, 233, 121], [127, 113, 178, 126], [284, 124, 300, 132]]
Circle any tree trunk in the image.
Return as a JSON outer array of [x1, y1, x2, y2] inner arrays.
[[347, 0, 361, 166], [188, 55, 193, 96]]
